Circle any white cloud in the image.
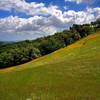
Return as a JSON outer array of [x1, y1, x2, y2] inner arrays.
[[65, 0, 91, 4], [0, 0, 61, 16], [65, 0, 82, 4], [0, 0, 45, 15], [0, 0, 100, 41], [0, 7, 100, 40]]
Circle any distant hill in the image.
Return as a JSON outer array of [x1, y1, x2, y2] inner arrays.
[[0, 41, 14, 44], [0, 32, 100, 100]]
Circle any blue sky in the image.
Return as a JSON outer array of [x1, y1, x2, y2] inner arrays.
[[0, 0, 100, 41]]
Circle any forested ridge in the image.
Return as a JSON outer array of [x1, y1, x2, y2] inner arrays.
[[0, 19, 100, 68]]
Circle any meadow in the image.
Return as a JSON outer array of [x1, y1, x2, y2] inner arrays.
[[0, 32, 100, 100]]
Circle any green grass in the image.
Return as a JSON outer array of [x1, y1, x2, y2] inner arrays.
[[0, 32, 100, 100]]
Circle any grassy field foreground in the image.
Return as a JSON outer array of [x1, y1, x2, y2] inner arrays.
[[0, 32, 100, 100]]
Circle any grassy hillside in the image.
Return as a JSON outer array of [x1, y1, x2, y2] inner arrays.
[[0, 32, 100, 100]]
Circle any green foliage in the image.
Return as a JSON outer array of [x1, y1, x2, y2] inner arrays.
[[0, 47, 41, 68], [39, 37, 65, 55], [0, 19, 100, 68]]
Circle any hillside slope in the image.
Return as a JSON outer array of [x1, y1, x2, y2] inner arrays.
[[0, 32, 100, 100]]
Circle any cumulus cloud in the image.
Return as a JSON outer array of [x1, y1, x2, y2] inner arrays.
[[0, 16, 58, 37], [0, 0, 100, 41], [0, 7, 100, 40], [0, 0, 60, 16]]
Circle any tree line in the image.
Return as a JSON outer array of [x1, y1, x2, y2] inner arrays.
[[0, 18, 100, 68]]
